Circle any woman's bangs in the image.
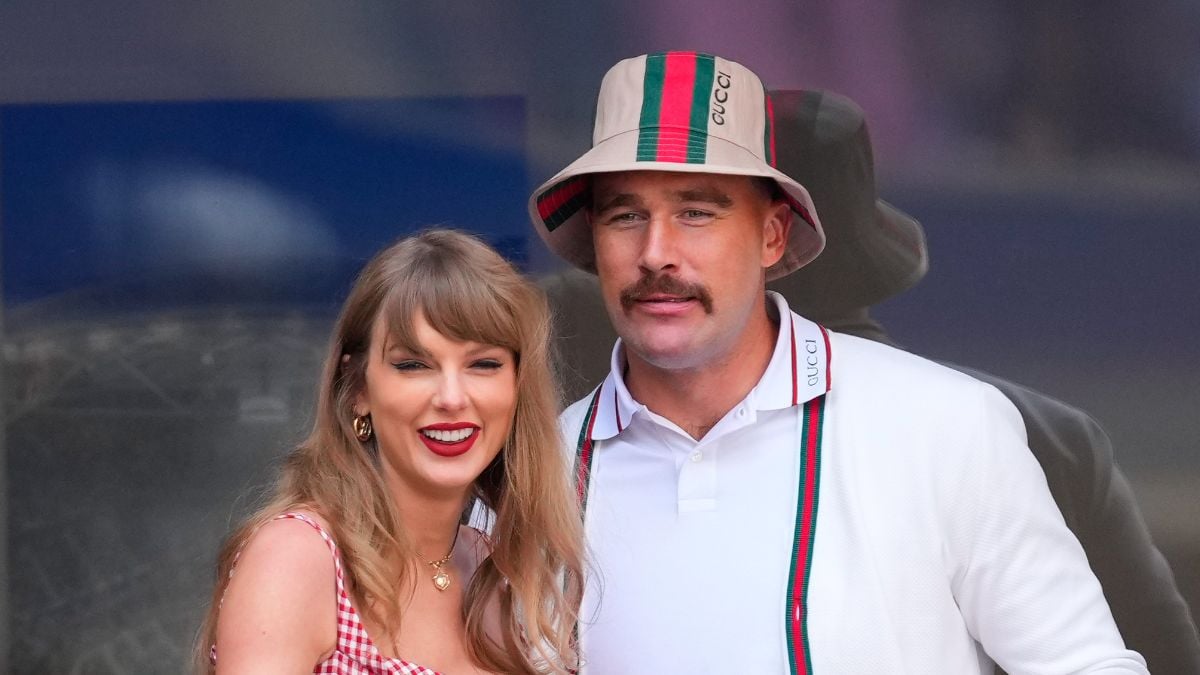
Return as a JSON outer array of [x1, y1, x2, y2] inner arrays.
[[378, 264, 520, 355]]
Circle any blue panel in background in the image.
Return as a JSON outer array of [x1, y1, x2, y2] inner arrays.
[[1, 97, 529, 308], [875, 188, 1200, 361]]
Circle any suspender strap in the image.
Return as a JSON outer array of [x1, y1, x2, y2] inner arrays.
[[573, 386, 828, 674], [786, 394, 826, 674], [569, 387, 604, 674], [573, 387, 604, 510]]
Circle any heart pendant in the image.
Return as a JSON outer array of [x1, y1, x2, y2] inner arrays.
[[432, 570, 451, 591]]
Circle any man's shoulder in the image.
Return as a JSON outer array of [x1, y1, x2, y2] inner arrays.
[[825, 328, 1024, 429], [825, 327, 1098, 442], [828, 329, 983, 391], [952, 364, 1102, 431]]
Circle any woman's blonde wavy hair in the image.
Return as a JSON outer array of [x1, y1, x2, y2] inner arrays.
[[197, 229, 583, 674]]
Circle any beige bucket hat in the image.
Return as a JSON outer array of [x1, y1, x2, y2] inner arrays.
[[529, 51, 826, 281]]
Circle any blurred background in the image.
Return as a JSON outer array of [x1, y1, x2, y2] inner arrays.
[[1, 1, 1197, 671]]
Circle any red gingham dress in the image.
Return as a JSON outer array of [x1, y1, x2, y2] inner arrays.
[[212, 512, 442, 675]]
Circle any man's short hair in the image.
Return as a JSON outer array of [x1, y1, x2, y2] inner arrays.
[[584, 174, 783, 211], [753, 176, 784, 203]]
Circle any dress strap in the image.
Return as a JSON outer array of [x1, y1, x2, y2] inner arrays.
[[274, 513, 387, 668], [216, 513, 347, 615], [273, 512, 350, 599]]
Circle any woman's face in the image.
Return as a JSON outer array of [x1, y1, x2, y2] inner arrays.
[[355, 311, 517, 501]]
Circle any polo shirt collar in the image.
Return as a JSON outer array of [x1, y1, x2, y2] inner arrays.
[[589, 291, 832, 441], [756, 291, 832, 410]]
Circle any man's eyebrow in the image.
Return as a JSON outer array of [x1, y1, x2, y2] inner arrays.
[[673, 188, 733, 208], [591, 193, 644, 213]]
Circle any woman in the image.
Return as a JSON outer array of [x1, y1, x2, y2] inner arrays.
[[198, 229, 583, 674]]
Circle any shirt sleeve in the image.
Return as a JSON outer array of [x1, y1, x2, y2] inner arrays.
[[961, 367, 1200, 672], [946, 382, 1149, 674]]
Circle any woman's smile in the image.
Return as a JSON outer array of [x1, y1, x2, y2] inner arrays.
[[419, 422, 481, 457]]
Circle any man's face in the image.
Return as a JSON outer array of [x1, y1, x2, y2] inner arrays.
[[588, 170, 790, 371]]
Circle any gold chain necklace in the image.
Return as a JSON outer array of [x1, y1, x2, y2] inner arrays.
[[423, 526, 460, 592]]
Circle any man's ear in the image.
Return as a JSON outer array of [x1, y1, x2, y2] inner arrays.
[[761, 201, 792, 268]]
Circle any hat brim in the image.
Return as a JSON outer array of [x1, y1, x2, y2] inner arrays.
[[873, 199, 929, 294], [530, 129, 826, 281]]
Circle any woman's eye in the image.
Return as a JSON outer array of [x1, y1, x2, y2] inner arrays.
[[472, 359, 504, 370], [391, 360, 427, 371]]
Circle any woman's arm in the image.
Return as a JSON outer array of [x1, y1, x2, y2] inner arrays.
[[214, 516, 339, 674]]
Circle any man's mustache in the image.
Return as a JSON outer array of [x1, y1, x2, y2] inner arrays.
[[619, 273, 714, 314]]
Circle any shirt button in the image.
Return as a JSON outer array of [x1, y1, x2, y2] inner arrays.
[[690, 451, 703, 463], [737, 408, 746, 418]]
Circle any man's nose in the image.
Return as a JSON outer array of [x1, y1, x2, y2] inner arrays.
[[637, 218, 679, 274]]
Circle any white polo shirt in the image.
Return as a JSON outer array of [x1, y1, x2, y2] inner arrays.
[[562, 292, 1145, 674]]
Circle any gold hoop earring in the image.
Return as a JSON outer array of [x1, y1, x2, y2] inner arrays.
[[352, 414, 374, 442]]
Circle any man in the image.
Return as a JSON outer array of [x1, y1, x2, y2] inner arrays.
[[542, 84, 1200, 673], [528, 52, 1148, 673]]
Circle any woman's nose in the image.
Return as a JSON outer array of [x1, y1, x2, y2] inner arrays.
[[432, 372, 468, 411]]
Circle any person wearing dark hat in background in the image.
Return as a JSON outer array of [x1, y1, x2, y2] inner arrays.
[[543, 84, 1200, 673], [530, 51, 1146, 673]]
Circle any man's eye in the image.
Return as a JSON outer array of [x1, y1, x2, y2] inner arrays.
[[683, 209, 712, 219], [607, 212, 642, 226], [391, 360, 427, 371]]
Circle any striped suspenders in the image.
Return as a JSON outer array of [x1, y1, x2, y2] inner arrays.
[[786, 394, 826, 674], [573, 385, 827, 673]]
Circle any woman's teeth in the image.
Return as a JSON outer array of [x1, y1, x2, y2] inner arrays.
[[422, 428, 474, 443]]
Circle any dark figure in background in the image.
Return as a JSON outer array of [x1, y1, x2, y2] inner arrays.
[[542, 88, 1199, 674]]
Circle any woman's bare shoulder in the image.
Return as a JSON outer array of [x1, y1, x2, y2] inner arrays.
[[214, 512, 339, 671]]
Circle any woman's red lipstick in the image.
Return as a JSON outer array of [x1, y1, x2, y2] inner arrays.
[[418, 422, 479, 457]]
